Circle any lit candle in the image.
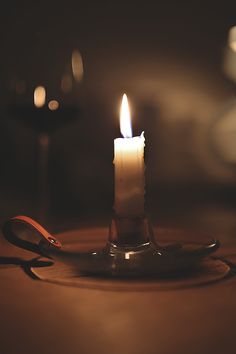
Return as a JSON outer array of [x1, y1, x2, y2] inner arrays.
[[114, 94, 145, 217]]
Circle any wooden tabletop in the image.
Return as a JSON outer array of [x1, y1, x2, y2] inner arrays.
[[0, 224, 236, 354]]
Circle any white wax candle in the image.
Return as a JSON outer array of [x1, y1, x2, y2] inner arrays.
[[114, 94, 145, 217]]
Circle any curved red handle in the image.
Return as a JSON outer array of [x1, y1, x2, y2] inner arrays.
[[2, 215, 62, 256]]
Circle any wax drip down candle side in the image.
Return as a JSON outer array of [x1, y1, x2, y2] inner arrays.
[[113, 94, 145, 217]]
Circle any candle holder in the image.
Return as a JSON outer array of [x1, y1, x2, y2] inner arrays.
[[2, 215, 220, 278], [2, 93, 222, 279]]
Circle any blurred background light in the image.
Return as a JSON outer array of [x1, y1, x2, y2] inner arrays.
[[48, 99, 59, 111], [34, 86, 46, 108], [71, 50, 83, 82]]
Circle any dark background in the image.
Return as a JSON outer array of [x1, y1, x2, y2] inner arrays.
[[1, 0, 236, 236]]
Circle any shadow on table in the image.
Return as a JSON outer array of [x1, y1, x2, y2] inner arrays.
[[0, 255, 236, 292], [0, 254, 235, 292], [0, 256, 53, 279]]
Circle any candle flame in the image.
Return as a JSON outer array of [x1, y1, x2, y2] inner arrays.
[[34, 86, 46, 108], [120, 93, 132, 138]]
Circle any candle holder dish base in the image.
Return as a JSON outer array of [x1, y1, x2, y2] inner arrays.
[[2, 215, 220, 278]]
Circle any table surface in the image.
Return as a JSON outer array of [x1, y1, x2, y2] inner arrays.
[[1, 216, 236, 354]]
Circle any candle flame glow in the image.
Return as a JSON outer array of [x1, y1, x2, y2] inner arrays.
[[34, 86, 46, 108], [120, 93, 132, 138]]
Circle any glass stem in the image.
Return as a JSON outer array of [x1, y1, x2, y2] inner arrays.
[[38, 133, 50, 223]]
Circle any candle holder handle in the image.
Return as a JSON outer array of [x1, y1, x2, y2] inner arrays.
[[2, 216, 62, 256]]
